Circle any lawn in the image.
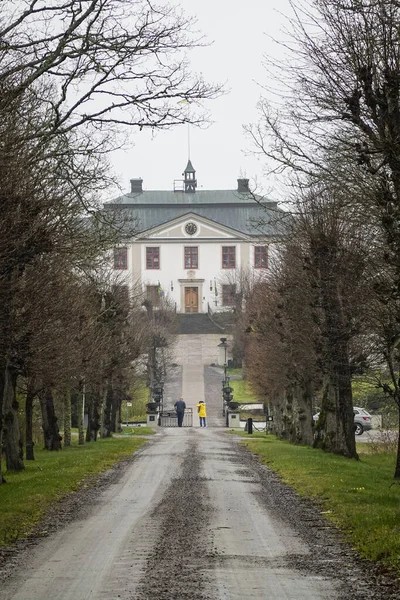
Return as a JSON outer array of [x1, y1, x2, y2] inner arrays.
[[237, 432, 400, 574], [123, 377, 150, 422], [0, 435, 148, 547], [229, 378, 258, 403]]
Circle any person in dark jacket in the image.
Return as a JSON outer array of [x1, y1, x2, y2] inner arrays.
[[174, 397, 186, 427]]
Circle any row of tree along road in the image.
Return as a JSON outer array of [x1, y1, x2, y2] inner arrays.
[[235, 0, 400, 479], [3, 0, 400, 488], [0, 0, 219, 484]]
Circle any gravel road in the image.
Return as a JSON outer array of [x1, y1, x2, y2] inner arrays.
[[1, 426, 399, 600], [0, 362, 399, 599]]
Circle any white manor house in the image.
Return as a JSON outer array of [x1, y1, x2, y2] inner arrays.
[[105, 161, 280, 314]]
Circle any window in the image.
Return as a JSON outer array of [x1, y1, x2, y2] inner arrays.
[[222, 284, 236, 307], [113, 247, 127, 270], [146, 285, 160, 306], [222, 246, 236, 269], [184, 246, 198, 269], [146, 247, 160, 269], [254, 246, 268, 269]]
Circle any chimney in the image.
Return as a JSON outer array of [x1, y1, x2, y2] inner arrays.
[[237, 178, 249, 193], [130, 178, 143, 193]]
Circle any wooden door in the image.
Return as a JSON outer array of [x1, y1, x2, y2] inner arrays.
[[185, 287, 198, 313]]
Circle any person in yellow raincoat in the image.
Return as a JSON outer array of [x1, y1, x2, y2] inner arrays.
[[196, 400, 207, 427]]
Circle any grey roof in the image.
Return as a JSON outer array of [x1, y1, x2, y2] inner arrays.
[[104, 189, 282, 237], [107, 189, 270, 206]]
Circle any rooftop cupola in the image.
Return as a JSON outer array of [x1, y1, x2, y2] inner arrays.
[[183, 159, 197, 193]]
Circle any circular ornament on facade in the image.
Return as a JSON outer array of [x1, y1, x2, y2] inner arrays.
[[185, 222, 197, 235]]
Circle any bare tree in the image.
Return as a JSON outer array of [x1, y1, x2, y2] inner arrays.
[[217, 266, 268, 369], [0, 0, 220, 137], [98, 284, 148, 437], [246, 241, 320, 446], [246, 179, 374, 456], [0, 0, 220, 482], [246, 0, 400, 472]]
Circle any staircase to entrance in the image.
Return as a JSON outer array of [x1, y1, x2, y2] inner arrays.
[[175, 313, 224, 335]]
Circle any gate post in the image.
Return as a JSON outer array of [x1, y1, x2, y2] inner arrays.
[[146, 402, 158, 429], [228, 411, 241, 429], [146, 412, 158, 428]]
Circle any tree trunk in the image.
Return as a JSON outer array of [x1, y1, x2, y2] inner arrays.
[[38, 387, 62, 451], [314, 368, 358, 459], [77, 383, 85, 446], [25, 381, 36, 460], [3, 361, 24, 471], [116, 400, 122, 433], [102, 381, 113, 438], [86, 390, 101, 442], [294, 380, 314, 446], [271, 393, 285, 438], [313, 246, 358, 459], [280, 388, 293, 440], [232, 319, 245, 369], [0, 359, 6, 483], [322, 323, 358, 459], [63, 390, 71, 447], [111, 384, 119, 434], [111, 381, 123, 434], [395, 406, 400, 479]]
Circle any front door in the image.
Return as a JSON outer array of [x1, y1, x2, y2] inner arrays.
[[185, 287, 198, 313]]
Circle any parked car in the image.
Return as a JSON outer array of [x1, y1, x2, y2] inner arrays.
[[313, 407, 373, 435], [353, 407, 373, 435]]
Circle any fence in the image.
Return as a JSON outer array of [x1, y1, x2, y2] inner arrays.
[[160, 408, 193, 427]]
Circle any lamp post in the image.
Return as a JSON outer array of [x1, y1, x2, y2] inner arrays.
[[218, 338, 233, 417], [152, 381, 164, 425], [218, 337, 228, 383]]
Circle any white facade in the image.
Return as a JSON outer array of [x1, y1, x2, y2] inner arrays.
[[114, 213, 276, 313], [107, 169, 280, 313]]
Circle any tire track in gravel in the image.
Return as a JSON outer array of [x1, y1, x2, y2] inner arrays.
[[135, 437, 215, 600]]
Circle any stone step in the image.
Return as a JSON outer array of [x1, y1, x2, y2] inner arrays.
[[175, 313, 224, 335]]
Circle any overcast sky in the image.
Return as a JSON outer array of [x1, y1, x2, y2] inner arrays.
[[109, 0, 292, 198]]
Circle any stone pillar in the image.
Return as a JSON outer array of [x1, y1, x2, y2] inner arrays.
[[146, 412, 158, 428], [228, 411, 241, 429]]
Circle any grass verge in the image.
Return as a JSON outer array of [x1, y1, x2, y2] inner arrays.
[[229, 378, 258, 403], [0, 436, 147, 547], [238, 432, 400, 575], [238, 412, 266, 422], [120, 426, 155, 435]]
